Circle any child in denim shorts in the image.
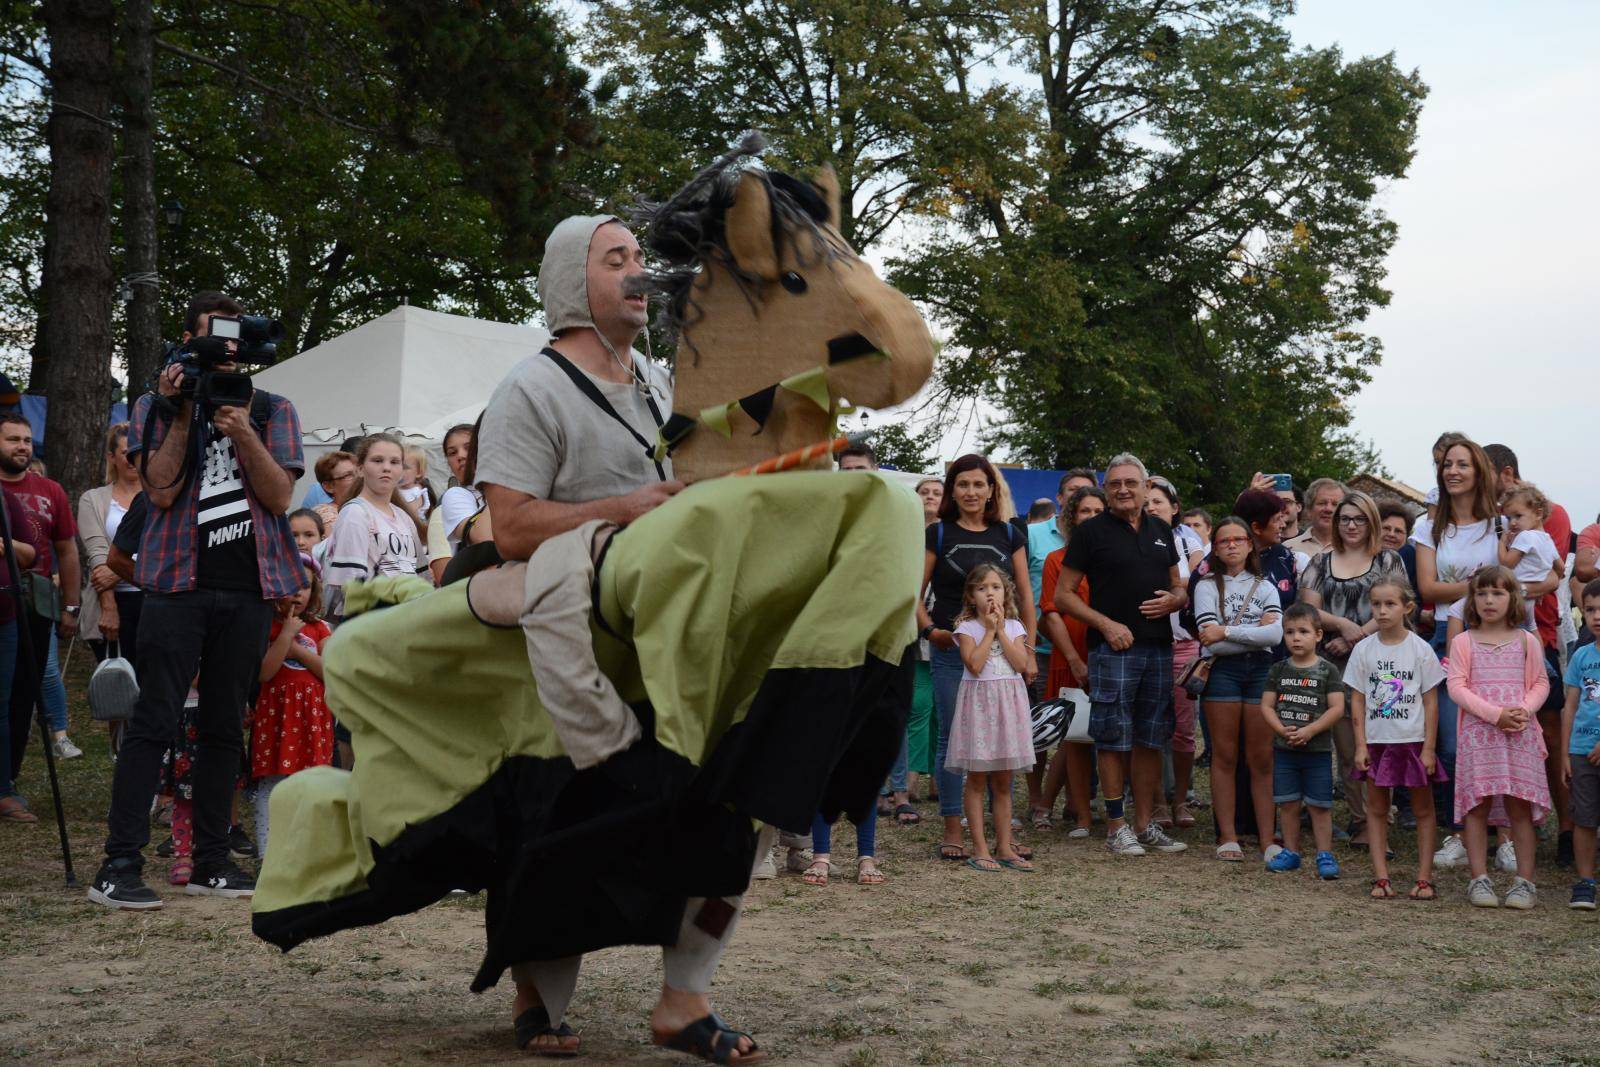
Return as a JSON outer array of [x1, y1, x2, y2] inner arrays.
[[1261, 603, 1346, 879]]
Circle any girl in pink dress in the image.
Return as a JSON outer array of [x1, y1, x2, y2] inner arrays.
[[1447, 566, 1551, 910], [948, 564, 1036, 873]]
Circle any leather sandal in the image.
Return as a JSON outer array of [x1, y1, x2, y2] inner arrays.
[[514, 1005, 580, 1057], [653, 1013, 765, 1064]]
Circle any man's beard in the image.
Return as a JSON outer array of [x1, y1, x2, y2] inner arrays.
[[0, 454, 29, 476]]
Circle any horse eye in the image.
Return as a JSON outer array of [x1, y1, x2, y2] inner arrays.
[[780, 272, 808, 294]]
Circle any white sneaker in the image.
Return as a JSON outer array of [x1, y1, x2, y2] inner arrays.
[[1263, 843, 1284, 866], [1467, 875, 1499, 908], [1066, 826, 1091, 840], [1106, 825, 1147, 856], [1496, 840, 1517, 873], [752, 848, 777, 880], [52, 736, 83, 760], [1433, 834, 1468, 868], [1503, 877, 1537, 910], [1137, 824, 1188, 853]]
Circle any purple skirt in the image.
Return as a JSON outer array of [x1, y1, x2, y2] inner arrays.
[[1357, 741, 1449, 789]]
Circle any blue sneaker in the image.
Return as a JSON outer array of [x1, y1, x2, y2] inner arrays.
[[1316, 851, 1340, 880], [1570, 878, 1597, 911], [1266, 849, 1301, 873]]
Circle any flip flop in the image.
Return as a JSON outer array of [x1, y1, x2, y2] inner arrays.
[[1214, 842, 1244, 862], [653, 1013, 765, 1065], [998, 857, 1035, 872], [514, 1005, 581, 1057], [966, 857, 1002, 872], [0, 796, 37, 823], [894, 803, 921, 825]]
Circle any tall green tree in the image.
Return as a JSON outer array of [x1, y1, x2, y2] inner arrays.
[[889, 0, 1422, 499], [581, 0, 1007, 248], [583, 0, 1422, 498]]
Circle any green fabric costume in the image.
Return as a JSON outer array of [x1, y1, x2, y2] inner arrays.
[[252, 471, 919, 989]]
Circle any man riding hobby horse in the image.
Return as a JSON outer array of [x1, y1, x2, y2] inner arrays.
[[251, 137, 935, 1063]]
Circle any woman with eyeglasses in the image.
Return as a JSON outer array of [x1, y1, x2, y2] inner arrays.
[[1296, 490, 1411, 844]]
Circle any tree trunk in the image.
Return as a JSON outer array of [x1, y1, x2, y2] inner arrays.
[[118, 0, 161, 403], [40, 0, 117, 511]]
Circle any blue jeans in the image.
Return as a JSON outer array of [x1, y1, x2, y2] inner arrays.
[[1428, 624, 1458, 827], [883, 732, 909, 796], [0, 620, 17, 797], [811, 808, 876, 858], [930, 643, 966, 817], [42, 631, 67, 734]]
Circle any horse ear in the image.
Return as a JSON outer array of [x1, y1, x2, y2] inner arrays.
[[725, 171, 780, 280], [811, 165, 841, 231]]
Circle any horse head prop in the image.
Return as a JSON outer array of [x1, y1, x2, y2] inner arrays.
[[637, 133, 936, 482]]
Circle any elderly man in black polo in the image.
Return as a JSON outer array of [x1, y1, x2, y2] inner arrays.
[[1056, 454, 1190, 856]]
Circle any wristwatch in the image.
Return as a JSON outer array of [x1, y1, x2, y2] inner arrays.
[[919, 624, 934, 641], [64, 605, 81, 616]]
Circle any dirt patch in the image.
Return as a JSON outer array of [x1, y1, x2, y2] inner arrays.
[[4, 672, 1599, 1065]]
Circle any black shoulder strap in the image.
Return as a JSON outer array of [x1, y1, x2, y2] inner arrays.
[[542, 348, 666, 482], [250, 389, 272, 428]]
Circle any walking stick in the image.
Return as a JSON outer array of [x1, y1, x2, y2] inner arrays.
[[0, 495, 77, 887]]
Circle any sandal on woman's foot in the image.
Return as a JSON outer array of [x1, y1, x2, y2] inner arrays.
[[1214, 842, 1244, 862], [1029, 806, 1053, 831], [801, 860, 832, 887], [857, 862, 885, 885], [965, 857, 1002, 872], [1408, 879, 1437, 901], [1370, 878, 1396, 900], [998, 856, 1035, 872], [938, 843, 968, 862], [514, 1005, 581, 1057], [0, 796, 37, 823], [653, 1013, 764, 1065], [894, 803, 921, 825]]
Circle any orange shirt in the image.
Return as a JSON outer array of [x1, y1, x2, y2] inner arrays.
[[1040, 547, 1090, 694]]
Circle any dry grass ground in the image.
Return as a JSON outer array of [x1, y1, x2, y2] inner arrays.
[[3, 659, 1598, 1065]]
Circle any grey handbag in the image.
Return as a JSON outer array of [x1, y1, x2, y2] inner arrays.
[[88, 641, 139, 723]]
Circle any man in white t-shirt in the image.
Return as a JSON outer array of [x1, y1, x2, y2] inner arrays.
[[473, 216, 771, 1061]]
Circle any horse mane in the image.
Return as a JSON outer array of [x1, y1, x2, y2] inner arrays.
[[631, 130, 837, 362]]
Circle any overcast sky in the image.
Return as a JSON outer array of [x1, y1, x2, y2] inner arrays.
[[1288, 0, 1600, 527], [898, 2, 1598, 527]]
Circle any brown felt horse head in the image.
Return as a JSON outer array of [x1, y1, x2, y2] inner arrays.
[[638, 136, 935, 482]]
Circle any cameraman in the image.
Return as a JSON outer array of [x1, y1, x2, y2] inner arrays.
[[90, 291, 305, 910]]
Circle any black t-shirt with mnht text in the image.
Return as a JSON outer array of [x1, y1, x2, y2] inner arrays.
[[925, 519, 1025, 632], [196, 423, 261, 592], [1061, 511, 1180, 648]]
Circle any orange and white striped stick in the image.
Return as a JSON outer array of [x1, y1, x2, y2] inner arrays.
[[725, 432, 868, 477]]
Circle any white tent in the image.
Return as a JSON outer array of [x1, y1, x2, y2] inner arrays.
[[250, 305, 549, 500]]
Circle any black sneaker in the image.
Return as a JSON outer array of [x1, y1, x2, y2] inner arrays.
[[186, 859, 256, 898], [87, 863, 164, 911], [1557, 830, 1574, 869], [227, 825, 257, 859], [155, 835, 174, 858]]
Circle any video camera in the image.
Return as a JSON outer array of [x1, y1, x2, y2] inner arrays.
[[162, 314, 283, 412]]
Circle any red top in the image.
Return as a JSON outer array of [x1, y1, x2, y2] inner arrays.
[[1, 471, 76, 575]]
